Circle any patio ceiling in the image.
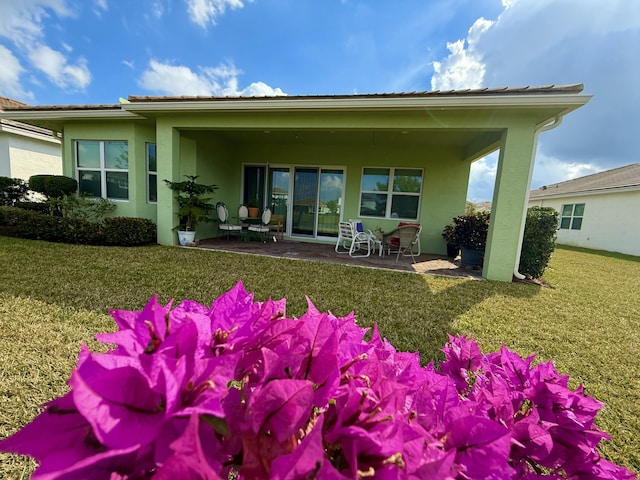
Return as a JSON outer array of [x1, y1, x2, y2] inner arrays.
[[183, 128, 505, 162]]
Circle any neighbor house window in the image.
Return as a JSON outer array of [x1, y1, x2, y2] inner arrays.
[[76, 140, 129, 200], [359, 167, 422, 219], [560, 203, 585, 230], [147, 143, 157, 203]]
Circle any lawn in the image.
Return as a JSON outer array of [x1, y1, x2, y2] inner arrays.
[[0, 236, 638, 477]]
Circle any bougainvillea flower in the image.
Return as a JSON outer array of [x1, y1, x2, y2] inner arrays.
[[0, 281, 635, 480]]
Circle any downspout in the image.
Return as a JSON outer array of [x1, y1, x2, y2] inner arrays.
[[513, 115, 563, 280]]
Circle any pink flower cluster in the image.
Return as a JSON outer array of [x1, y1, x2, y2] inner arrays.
[[0, 282, 635, 479]]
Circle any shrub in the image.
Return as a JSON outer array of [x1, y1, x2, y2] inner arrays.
[[28, 175, 78, 199], [519, 206, 559, 278], [14, 201, 50, 214], [14, 210, 101, 244], [442, 212, 490, 250], [103, 217, 157, 246], [57, 194, 116, 223], [0, 176, 29, 206], [0, 282, 634, 479]]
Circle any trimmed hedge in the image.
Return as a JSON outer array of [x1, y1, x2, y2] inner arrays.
[[103, 217, 157, 246], [0, 176, 29, 206], [519, 206, 559, 279], [28, 175, 78, 199], [0, 207, 157, 247]]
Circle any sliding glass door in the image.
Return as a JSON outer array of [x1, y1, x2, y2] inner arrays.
[[250, 165, 344, 239]]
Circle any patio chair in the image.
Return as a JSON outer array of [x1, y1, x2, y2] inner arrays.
[[238, 204, 249, 228], [269, 214, 284, 241], [216, 202, 242, 240], [335, 221, 372, 257], [383, 225, 421, 263], [248, 208, 272, 242]]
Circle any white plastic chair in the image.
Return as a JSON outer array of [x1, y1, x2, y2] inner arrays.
[[335, 221, 372, 257], [216, 203, 242, 240], [248, 208, 272, 242]]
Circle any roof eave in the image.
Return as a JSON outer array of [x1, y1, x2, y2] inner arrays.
[[122, 93, 592, 114]]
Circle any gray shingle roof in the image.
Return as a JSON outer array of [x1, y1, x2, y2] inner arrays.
[[530, 163, 640, 199]]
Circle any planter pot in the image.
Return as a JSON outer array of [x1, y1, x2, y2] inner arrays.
[[446, 243, 459, 259], [248, 207, 259, 218], [460, 246, 483, 268], [177, 230, 196, 246]]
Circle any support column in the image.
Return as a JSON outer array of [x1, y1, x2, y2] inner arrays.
[[156, 122, 181, 246], [483, 124, 537, 281]]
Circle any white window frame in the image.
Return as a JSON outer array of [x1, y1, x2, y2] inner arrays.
[[146, 143, 157, 204], [359, 167, 423, 220], [75, 140, 129, 201]]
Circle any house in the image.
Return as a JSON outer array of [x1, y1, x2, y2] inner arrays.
[[529, 163, 640, 257], [0, 96, 62, 183], [2, 84, 590, 281]]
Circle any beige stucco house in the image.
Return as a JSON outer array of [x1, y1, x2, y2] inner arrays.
[[0, 97, 62, 183], [529, 163, 640, 257], [2, 84, 590, 281]]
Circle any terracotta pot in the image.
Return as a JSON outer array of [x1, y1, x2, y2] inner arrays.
[[248, 207, 259, 218]]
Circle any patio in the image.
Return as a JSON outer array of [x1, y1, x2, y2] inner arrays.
[[198, 237, 483, 279]]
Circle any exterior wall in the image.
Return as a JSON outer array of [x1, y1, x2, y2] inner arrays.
[[208, 137, 470, 254], [0, 129, 61, 180], [529, 190, 640, 257], [62, 121, 157, 222]]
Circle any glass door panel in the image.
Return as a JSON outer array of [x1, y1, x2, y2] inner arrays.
[[317, 169, 344, 237], [292, 167, 318, 236], [268, 167, 290, 234]]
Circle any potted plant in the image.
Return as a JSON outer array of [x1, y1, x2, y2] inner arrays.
[[442, 212, 490, 267], [441, 223, 459, 259], [246, 197, 260, 218], [163, 175, 218, 245]]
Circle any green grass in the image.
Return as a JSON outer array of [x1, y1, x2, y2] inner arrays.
[[0, 237, 638, 477]]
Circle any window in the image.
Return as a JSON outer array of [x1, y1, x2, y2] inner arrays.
[[147, 143, 157, 203], [359, 167, 422, 219], [560, 203, 585, 230], [76, 140, 128, 200]]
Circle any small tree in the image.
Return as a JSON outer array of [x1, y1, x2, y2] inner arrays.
[[28, 175, 78, 199], [519, 206, 559, 279], [163, 175, 218, 231]]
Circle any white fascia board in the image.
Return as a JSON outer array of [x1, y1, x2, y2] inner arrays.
[[1, 110, 143, 122], [123, 94, 592, 114], [0, 122, 61, 144]]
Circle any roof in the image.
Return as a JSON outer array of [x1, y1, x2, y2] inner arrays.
[[2, 84, 585, 112], [530, 163, 640, 199], [126, 84, 585, 103], [0, 96, 60, 142]]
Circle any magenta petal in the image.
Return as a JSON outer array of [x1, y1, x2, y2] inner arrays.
[[248, 379, 314, 442], [270, 415, 326, 480]]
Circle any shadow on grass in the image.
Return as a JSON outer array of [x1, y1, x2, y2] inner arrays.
[[0, 236, 541, 365]]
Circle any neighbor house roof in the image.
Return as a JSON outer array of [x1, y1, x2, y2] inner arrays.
[[530, 163, 640, 199], [0, 96, 61, 143]]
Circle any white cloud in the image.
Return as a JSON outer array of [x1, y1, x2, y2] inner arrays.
[[185, 0, 247, 28], [431, 0, 640, 199], [139, 59, 285, 97], [0, 0, 92, 96], [0, 45, 34, 101], [27, 43, 91, 90], [431, 18, 493, 91], [467, 154, 498, 202], [94, 0, 108, 11]]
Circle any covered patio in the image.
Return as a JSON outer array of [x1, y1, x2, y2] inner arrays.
[[197, 237, 483, 279]]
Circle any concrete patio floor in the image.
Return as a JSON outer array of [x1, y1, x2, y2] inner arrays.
[[197, 236, 483, 279]]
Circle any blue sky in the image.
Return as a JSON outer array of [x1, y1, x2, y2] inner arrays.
[[1, 0, 638, 202]]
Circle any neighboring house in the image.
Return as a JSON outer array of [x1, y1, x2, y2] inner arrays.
[[529, 163, 640, 257], [3, 84, 590, 281], [0, 96, 62, 183]]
